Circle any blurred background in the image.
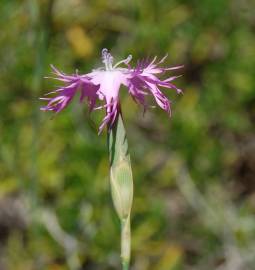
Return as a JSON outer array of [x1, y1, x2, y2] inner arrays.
[[0, 0, 255, 269]]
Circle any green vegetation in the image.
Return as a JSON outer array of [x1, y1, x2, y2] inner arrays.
[[0, 0, 255, 269]]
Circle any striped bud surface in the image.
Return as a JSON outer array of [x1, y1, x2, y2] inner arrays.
[[108, 112, 133, 269]]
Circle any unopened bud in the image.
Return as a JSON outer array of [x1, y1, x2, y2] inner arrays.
[[110, 159, 133, 219]]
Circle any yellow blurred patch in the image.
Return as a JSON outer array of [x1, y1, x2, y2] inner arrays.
[[153, 244, 183, 270], [66, 26, 94, 58], [179, 86, 199, 110], [0, 177, 18, 197], [166, 5, 190, 26]]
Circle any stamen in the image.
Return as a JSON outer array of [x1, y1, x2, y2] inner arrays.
[[101, 48, 114, 70], [113, 54, 132, 68], [108, 54, 114, 69], [101, 48, 108, 59]]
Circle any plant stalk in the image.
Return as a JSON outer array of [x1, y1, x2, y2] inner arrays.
[[121, 215, 131, 270], [108, 112, 133, 270]]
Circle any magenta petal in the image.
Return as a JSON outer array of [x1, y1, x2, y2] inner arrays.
[[41, 50, 183, 133]]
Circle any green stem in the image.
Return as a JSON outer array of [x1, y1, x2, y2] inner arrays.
[[122, 260, 129, 270], [108, 112, 133, 270], [121, 215, 131, 270]]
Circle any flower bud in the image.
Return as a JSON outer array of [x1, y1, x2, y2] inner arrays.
[[110, 159, 133, 220], [108, 113, 133, 220]]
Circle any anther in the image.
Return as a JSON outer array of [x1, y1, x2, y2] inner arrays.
[[102, 48, 108, 59], [124, 55, 132, 64], [113, 54, 133, 69]]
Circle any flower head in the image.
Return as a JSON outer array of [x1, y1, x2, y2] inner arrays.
[[40, 49, 183, 133]]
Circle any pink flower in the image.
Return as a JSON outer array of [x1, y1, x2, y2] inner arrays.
[[40, 49, 183, 133]]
